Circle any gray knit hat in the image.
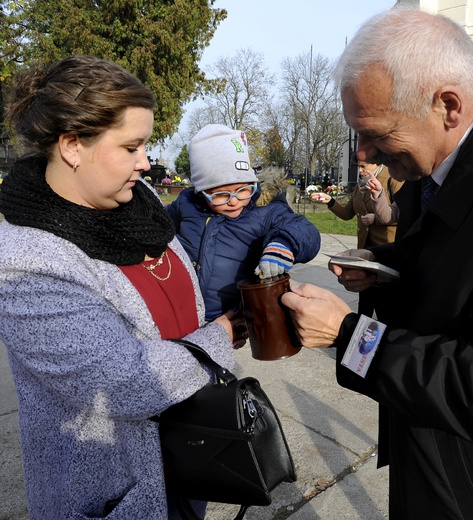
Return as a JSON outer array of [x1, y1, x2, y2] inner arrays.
[[189, 124, 257, 193]]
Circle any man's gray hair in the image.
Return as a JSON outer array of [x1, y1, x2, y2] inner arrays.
[[333, 7, 473, 118]]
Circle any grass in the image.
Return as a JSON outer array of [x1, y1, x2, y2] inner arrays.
[[0, 194, 357, 235], [0, 195, 357, 237], [162, 192, 357, 237], [0, 209, 355, 235], [160, 194, 178, 206], [303, 210, 357, 236]]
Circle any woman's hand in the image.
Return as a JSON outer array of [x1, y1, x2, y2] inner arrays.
[[310, 193, 332, 204], [366, 176, 383, 199], [281, 283, 351, 348], [360, 213, 375, 226], [214, 308, 248, 349]]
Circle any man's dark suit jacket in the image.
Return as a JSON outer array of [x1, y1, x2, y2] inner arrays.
[[334, 129, 473, 520]]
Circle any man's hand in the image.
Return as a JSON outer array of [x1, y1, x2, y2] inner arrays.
[[329, 249, 378, 293], [281, 283, 351, 348]]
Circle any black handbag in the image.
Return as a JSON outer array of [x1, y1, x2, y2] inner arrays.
[[151, 339, 296, 520]]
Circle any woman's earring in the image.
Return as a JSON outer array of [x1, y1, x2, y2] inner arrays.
[[73, 161, 78, 174]]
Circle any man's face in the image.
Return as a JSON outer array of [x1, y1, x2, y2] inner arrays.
[[342, 65, 451, 182]]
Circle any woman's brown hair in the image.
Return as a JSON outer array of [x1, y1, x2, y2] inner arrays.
[[7, 55, 156, 158]]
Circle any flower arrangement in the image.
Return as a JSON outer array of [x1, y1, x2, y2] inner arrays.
[[169, 176, 191, 186], [161, 177, 172, 185], [305, 185, 320, 195], [325, 185, 347, 196]]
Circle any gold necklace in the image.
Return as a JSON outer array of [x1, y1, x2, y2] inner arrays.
[[142, 251, 172, 281]]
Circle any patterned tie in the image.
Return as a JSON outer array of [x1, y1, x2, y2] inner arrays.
[[421, 176, 438, 213]]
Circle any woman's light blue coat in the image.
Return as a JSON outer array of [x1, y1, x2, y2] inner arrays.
[[0, 219, 235, 519]]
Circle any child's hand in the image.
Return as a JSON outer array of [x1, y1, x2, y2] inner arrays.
[[255, 242, 294, 278], [366, 177, 383, 199]]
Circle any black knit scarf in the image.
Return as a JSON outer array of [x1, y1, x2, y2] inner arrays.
[[0, 156, 176, 265]]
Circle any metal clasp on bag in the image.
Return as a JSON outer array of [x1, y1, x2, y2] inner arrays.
[[245, 396, 258, 418], [243, 391, 268, 434], [242, 392, 258, 433]]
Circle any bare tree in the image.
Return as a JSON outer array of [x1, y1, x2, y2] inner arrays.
[[186, 104, 223, 137], [264, 100, 305, 175], [280, 50, 346, 181], [187, 48, 274, 133], [182, 48, 346, 176]]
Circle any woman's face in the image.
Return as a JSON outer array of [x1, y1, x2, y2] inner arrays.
[[71, 107, 154, 210], [358, 162, 379, 178]]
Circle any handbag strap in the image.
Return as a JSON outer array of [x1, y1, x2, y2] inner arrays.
[[177, 497, 248, 520], [167, 339, 249, 519], [170, 338, 237, 385]]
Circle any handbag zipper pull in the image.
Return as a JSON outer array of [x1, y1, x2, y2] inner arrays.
[[242, 392, 259, 433], [244, 391, 268, 433], [245, 396, 258, 419]]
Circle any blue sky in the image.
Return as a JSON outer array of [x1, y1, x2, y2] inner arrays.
[[157, 0, 397, 165], [200, 0, 397, 71]]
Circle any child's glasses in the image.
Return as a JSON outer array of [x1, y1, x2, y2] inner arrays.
[[202, 184, 257, 206]]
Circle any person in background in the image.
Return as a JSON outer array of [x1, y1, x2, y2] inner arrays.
[[166, 123, 320, 322], [0, 55, 245, 520], [366, 175, 401, 225], [311, 161, 403, 316], [311, 161, 402, 249], [281, 7, 473, 519]]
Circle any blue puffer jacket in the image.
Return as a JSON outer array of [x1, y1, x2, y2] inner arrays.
[[166, 185, 320, 320]]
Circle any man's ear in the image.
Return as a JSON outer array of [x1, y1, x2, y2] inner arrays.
[[433, 86, 462, 128], [58, 134, 80, 167]]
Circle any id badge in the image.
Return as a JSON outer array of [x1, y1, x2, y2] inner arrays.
[[341, 315, 386, 378]]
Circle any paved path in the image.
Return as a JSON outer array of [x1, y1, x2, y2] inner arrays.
[[0, 234, 389, 519]]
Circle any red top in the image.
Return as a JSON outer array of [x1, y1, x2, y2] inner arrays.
[[119, 249, 199, 339]]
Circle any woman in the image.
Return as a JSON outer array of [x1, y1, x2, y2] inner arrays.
[[311, 162, 403, 249], [311, 162, 403, 316], [0, 56, 244, 519]]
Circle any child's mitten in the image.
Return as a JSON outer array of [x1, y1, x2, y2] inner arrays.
[[255, 242, 294, 278]]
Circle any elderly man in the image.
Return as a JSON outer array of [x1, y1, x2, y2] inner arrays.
[[282, 7, 473, 520]]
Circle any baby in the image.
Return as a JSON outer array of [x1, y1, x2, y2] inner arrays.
[[166, 124, 321, 321]]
